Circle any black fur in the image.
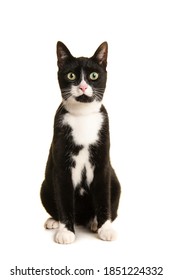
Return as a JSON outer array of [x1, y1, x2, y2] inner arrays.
[[40, 41, 121, 239]]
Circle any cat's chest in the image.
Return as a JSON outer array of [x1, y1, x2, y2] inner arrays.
[[62, 111, 104, 190], [63, 112, 104, 146]]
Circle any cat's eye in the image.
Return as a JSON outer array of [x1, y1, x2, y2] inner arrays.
[[89, 72, 99, 80], [67, 72, 76, 81]]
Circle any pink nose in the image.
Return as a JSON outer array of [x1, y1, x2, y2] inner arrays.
[[79, 82, 88, 92]]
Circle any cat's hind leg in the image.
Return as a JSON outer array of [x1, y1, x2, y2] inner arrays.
[[44, 217, 59, 229], [89, 216, 98, 232], [110, 167, 121, 221]]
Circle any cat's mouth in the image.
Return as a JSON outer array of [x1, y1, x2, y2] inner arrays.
[[75, 94, 95, 103]]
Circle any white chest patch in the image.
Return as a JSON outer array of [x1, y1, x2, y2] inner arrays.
[[71, 146, 94, 188], [63, 111, 103, 146], [62, 110, 104, 188]]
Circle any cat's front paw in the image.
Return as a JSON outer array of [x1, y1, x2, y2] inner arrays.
[[55, 229, 75, 244], [98, 220, 117, 241], [98, 228, 116, 241]]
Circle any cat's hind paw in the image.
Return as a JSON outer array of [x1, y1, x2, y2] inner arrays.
[[89, 216, 98, 232], [98, 220, 117, 241], [44, 218, 59, 229]]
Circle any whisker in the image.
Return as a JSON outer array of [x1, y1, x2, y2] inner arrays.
[[61, 88, 71, 101]]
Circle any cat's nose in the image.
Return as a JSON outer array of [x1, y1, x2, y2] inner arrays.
[[79, 81, 88, 93]]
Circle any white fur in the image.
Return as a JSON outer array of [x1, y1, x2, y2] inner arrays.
[[71, 72, 93, 98], [71, 83, 93, 97], [98, 220, 117, 241], [63, 109, 103, 146], [63, 96, 102, 115], [44, 218, 59, 229], [79, 188, 86, 196], [63, 104, 103, 188], [71, 147, 94, 188], [54, 222, 75, 244]]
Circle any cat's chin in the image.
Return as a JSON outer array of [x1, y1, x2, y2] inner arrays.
[[75, 94, 95, 103], [63, 96, 102, 115]]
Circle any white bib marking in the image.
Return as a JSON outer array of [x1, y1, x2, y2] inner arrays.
[[62, 106, 103, 188], [63, 110, 103, 146], [71, 146, 94, 188]]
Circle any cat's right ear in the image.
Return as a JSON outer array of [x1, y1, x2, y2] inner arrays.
[[56, 41, 72, 68]]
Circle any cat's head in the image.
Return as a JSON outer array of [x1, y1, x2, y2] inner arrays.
[[56, 41, 108, 113]]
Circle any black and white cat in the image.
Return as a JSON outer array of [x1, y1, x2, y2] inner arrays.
[[40, 41, 121, 244]]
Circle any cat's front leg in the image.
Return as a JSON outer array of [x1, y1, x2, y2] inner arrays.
[[93, 177, 117, 241], [89, 216, 116, 240], [53, 172, 75, 244], [98, 220, 117, 241], [54, 222, 75, 244]]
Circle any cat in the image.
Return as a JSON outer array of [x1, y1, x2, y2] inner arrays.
[[40, 41, 121, 244]]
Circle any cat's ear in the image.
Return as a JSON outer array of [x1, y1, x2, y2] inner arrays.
[[93, 42, 108, 68], [56, 41, 73, 68]]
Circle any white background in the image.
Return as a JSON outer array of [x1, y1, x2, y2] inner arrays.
[[0, 0, 173, 279]]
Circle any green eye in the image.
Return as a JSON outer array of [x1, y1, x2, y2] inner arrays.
[[89, 72, 99, 80], [67, 72, 76, 80]]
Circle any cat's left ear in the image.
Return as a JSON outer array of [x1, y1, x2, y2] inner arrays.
[[93, 42, 108, 68]]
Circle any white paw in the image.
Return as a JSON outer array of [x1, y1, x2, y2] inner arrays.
[[44, 218, 59, 229], [98, 228, 116, 241], [55, 229, 75, 244], [98, 220, 117, 241]]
